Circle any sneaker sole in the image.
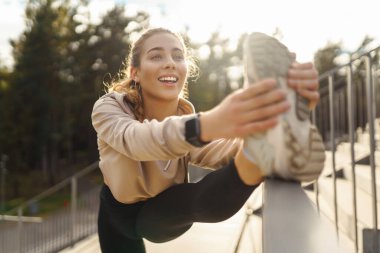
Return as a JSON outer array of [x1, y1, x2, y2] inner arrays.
[[243, 32, 310, 120], [243, 32, 325, 181]]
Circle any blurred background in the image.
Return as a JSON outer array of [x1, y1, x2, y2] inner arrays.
[[0, 0, 379, 212]]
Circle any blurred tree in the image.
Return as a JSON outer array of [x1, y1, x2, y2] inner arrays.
[[314, 42, 341, 79], [9, 0, 72, 187], [6, 0, 149, 196], [69, 5, 149, 163], [189, 31, 237, 111], [0, 64, 11, 156]]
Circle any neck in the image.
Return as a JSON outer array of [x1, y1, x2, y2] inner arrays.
[[143, 98, 179, 121]]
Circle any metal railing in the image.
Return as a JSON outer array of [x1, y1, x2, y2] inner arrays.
[[0, 161, 100, 253], [314, 46, 380, 253], [232, 46, 380, 253]]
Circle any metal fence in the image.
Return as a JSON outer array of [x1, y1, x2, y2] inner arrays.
[[314, 46, 380, 253], [0, 162, 100, 253]]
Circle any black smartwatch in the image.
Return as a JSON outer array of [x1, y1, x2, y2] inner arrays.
[[185, 113, 211, 147]]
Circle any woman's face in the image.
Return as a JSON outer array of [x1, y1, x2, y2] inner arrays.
[[133, 32, 188, 103]]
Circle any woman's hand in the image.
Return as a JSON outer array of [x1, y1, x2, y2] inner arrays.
[[199, 78, 290, 141], [287, 62, 320, 109]]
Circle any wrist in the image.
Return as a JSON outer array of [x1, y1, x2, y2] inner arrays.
[[185, 113, 211, 147]]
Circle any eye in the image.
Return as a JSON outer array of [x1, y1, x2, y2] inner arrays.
[[151, 54, 162, 60], [173, 53, 184, 61]]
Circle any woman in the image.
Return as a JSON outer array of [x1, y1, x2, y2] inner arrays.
[[91, 27, 320, 253]]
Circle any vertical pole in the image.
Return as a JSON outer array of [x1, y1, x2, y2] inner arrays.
[[0, 154, 8, 213], [347, 64, 359, 253], [71, 177, 77, 247], [329, 75, 339, 238], [17, 207, 23, 253], [365, 55, 378, 253], [312, 109, 320, 211]]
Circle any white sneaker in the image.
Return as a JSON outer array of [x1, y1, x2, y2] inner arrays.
[[243, 32, 325, 182]]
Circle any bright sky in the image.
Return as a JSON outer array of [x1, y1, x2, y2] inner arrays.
[[1, 0, 379, 67]]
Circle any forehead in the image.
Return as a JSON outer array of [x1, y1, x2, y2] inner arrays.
[[142, 33, 184, 53]]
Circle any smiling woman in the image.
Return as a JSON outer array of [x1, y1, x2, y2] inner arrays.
[[107, 28, 198, 122], [131, 33, 188, 119], [91, 27, 322, 253]]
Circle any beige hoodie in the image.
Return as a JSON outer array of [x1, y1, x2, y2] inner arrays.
[[92, 92, 241, 203]]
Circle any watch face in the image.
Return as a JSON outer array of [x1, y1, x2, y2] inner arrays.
[[185, 116, 200, 147], [185, 114, 210, 147]]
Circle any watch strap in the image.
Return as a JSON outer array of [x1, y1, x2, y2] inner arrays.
[[185, 113, 210, 147]]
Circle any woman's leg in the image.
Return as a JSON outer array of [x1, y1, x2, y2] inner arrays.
[[98, 185, 146, 253], [136, 159, 258, 243]]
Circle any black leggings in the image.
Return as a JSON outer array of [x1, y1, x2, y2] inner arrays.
[[98, 160, 258, 253]]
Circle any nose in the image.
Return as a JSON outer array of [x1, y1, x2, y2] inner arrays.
[[164, 56, 176, 69]]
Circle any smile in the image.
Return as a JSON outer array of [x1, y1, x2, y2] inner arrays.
[[158, 76, 178, 83]]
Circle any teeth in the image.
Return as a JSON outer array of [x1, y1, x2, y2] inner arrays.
[[159, 76, 177, 82]]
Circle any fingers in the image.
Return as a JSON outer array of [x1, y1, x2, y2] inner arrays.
[[231, 78, 290, 135], [234, 100, 290, 137], [241, 87, 287, 111], [236, 117, 279, 136], [297, 89, 320, 108], [288, 78, 319, 90], [289, 62, 314, 71], [242, 100, 290, 123], [288, 65, 318, 82], [288, 62, 320, 109], [238, 78, 277, 100]]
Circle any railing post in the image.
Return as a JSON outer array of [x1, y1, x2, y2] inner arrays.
[[347, 64, 359, 253], [17, 207, 23, 253], [365, 55, 378, 253], [328, 75, 339, 238], [312, 109, 320, 210], [71, 177, 77, 247], [0, 154, 7, 213]]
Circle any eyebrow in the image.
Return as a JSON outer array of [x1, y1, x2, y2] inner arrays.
[[147, 47, 183, 54]]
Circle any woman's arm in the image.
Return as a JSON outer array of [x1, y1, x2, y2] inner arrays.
[[188, 138, 241, 169], [93, 78, 288, 162], [92, 94, 196, 161]]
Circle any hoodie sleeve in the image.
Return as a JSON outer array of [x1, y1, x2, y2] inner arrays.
[[189, 138, 242, 169], [91, 93, 196, 161]]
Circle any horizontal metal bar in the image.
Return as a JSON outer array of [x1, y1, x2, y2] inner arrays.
[[263, 178, 341, 253], [0, 214, 42, 223], [6, 161, 99, 214], [319, 46, 380, 80]]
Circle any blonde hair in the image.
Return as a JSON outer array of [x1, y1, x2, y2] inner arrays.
[[107, 28, 198, 121]]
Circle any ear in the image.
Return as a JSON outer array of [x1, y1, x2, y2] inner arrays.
[[130, 67, 140, 82]]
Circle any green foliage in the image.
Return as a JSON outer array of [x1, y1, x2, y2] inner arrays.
[[9, 0, 74, 186], [314, 42, 341, 77], [189, 31, 242, 111], [1, 0, 149, 199]]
